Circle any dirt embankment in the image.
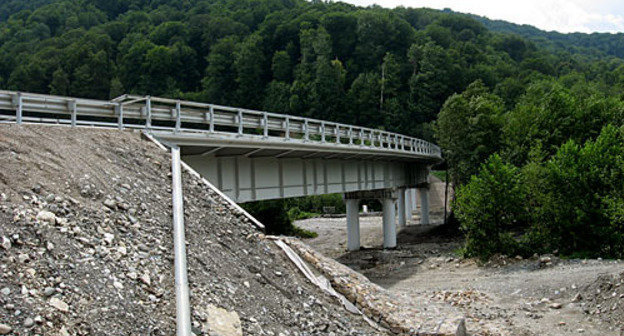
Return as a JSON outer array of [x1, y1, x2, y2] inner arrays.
[[0, 125, 382, 335]]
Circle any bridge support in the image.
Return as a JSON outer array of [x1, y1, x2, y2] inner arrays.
[[345, 199, 360, 251], [398, 188, 406, 228], [382, 198, 397, 249], [405, 188, 414, 225], [418, 186, 430, 225]]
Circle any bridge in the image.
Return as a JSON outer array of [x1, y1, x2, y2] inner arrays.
[[0, 90, 442, 250]]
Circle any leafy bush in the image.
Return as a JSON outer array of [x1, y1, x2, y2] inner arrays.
[[532, 125, 624, 258], [287, 207, 320, 221], [243, 200, 320, 239], [454, 154, 528, 259]]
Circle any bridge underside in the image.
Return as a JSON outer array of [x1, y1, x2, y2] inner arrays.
[[154, 132, 438, 250], [181, 145, 430, 203]]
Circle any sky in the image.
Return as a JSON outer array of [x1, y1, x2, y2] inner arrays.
[[339, 0, 624, 33]]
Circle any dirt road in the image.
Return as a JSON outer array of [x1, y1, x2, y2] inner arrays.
[[296, 217, 624, 335]]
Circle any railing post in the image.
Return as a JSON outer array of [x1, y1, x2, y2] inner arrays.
[[237, 109, 243, 136], [175, 100, 181, 133], [145, 96, 152, 129], [116, 104, 124, 130], [14, 93, 22, 124], [263, 112, 268, 138], [68, 100, 77, 127], [209, 105, 215, 133], [335, 125, 340, 144], [349, 126, 353, 145], [359, 129, 364, 146], [321, 122, 326, 143], [304, 119, 309, 141], [401, 136, 405, 150], [285, 116, 290, 140]]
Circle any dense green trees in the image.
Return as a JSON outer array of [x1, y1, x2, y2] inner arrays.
[[6, 0, 622, 141], [444, 77, 624, 259]]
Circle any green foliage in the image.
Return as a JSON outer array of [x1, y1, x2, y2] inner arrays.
[[531, 125, 624, 258], [435, 80, 504, 185], [4, 0, 615, 139], [454, 154, 527, 260]]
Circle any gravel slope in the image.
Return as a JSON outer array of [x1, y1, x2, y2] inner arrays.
[[0, 124, 384, 335], [297, 219, 624, 335]]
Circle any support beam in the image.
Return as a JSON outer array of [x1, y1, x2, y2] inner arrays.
[[397, 188, 406, 228], [419, 187, 430, 225], [382, 198, 397, 249], [170, 147, 191, 336], [345, 198, 360, 251]]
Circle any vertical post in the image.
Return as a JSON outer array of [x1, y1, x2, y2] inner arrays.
[[335, 125, 340, 144], [209, 106, 215, 133], [285, 117, 290, 140], [405, 188, 413, 224], [68, 100, 77, 127], [145, 96, 152, 129], [170, 146, 191, 336], [237, 109, 243, 136], [349, 126, 353, 145], [175, 100, 181, 133], [116, 104, 124, 130], [398, 189, 406, 228], [359, 129, 364, 146], [419, 187, 430, 225], [382, 198, 397, 249], [304, 119, 309, 141], [345, 198, 360, 251], [263, 112, 268, 138], [321, 122, 326, 143], [15, 93, 22, 124]]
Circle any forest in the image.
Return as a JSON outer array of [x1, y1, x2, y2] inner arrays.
[[2, 0, 624, 258]]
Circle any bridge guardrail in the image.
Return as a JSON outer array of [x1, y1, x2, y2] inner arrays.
[[0, 90, 442, 159]]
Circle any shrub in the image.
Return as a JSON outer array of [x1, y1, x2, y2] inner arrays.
[[454, 154, 527, 259], [534, 124, 624, 257]]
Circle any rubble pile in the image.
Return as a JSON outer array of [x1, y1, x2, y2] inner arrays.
[[578, 271, 624, 330], [283, 238, 468, 336], [0, 125, 381, 335]]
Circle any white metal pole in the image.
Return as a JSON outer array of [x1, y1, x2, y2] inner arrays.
[[171, 146, 192, 336]]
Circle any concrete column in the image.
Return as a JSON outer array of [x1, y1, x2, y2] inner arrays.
[[397, 189, 406, 228], [419, 187, 430, 225], [345, 199, 360, 251], [411, 188, 418, 210], [382, 198, 397, 248], [405, 189, 413, 224]]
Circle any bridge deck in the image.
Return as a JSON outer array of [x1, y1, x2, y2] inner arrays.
[[0, 90, 441, 163]]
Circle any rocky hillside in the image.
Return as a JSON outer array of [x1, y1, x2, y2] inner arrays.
[[0, 125, 384, 335]]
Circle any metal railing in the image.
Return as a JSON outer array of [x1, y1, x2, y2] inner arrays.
[[0, 90, 442, 159]]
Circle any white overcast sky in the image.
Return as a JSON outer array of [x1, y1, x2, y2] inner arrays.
[[338, 0, 624, 33]]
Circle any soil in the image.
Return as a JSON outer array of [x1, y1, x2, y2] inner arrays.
[[296, 217, 624, 336], [0, 124, 384, 336]]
